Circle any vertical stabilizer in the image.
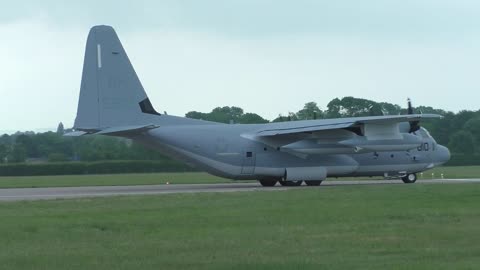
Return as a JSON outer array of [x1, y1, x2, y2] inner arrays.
[[74, 25, 160, 130]]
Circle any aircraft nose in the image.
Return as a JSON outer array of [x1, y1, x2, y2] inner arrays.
[[435, 145, 451, 165]]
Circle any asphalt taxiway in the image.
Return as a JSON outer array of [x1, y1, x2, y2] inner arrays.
[[0, 179, 479, 201]]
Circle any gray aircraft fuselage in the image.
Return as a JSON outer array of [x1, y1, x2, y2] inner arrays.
[[126, 121, 450, 181]]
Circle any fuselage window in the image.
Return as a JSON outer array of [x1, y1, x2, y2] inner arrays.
[[246, 151, 253, 158], [417, 145, 422, 151], [424, 143, 429, 151]]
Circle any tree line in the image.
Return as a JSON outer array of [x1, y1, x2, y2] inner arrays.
[[1, 96, 479, 165], [0, 131, 171, 163]]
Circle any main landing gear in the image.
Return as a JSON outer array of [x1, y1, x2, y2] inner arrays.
[[401, 173, 417, 184], [304, 180, 322, 186], [258, 179, 277, 187], [258, 180, 323, 187], [279, 180, 302, 187]]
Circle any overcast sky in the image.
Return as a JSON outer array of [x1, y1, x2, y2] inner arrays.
[[1, 0, 479, 132]]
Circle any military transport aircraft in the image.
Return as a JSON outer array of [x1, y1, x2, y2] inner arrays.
[[68, 25, 451, 187]]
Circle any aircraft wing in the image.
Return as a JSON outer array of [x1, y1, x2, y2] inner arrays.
[[254, 114, 441, 137], [247, 114, 442, 156]]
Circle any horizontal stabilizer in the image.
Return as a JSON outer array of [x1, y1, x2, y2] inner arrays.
[[96, 125, 159, 135], [65, 125, 159, 137], [64, 131, 89, 137]]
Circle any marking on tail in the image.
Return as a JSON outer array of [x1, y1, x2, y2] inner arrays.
[[97, 44, 102, 68]]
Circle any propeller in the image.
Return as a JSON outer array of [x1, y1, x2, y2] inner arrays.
[[407, 98, 420, 133]]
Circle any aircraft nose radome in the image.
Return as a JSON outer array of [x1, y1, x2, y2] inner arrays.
[[436, 145, 451, 165]]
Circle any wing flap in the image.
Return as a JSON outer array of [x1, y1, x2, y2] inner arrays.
[[257, 123, 353, 136], [356, 114, 441, 124]]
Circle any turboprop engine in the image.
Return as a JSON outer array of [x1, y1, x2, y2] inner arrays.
[[338, 133, 422, 152]]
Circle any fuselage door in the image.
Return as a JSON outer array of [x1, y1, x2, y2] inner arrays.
[[241, 150, 256, 174]]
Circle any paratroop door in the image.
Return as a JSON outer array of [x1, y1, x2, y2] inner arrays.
[[241, 149, 256, 174]]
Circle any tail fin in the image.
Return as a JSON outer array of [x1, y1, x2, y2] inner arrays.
[[74, 25, 162, 130]]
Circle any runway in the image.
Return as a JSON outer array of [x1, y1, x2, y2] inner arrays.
[[0, 179, 479, 201]]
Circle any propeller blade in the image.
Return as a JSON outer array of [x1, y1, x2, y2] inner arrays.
[[407, 98, 420, 133], [407, 98, 414, 114]]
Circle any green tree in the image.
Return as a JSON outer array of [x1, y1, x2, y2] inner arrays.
[[271, 112, 298, 122], [413, 106, 447, 115], [0, 144, 8, 163], [209, 106, 244, 123], [9, 143, 27, 163], [48, 153, 68, 162], [238, 113, 269, 124], [378, 102, 401, 115], [368, 103, 384, 116], [296, 102, 323, 120], [15, 134, 38, 158], [271, 114, 287, 122], [448, 130, 475, 155], [451, 110, 477, 130], [464, 117, 480, 148], [326, 97, 382, 118], [185, 111, 208, 120], [325, 98, 343, 118], [0, 134, 11, 145], [186, 106, 268, 124]]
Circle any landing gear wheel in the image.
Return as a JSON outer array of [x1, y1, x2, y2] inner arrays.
[[259, 179, 277, 187], [279, 180, 303, 187], [402, 173, 417, 184], [305, 180, 322, 186]]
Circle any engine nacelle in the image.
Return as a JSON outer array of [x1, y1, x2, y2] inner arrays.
[[281, 140, 357, 155], [281, 132, 422, 155], [339, 133, 422, 152]]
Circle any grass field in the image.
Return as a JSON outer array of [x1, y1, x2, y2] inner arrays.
[[0, 166, 478, 189], [0, 183, 479, 269], [421, 166, 480, 179], [0, 172, 231, 189]]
